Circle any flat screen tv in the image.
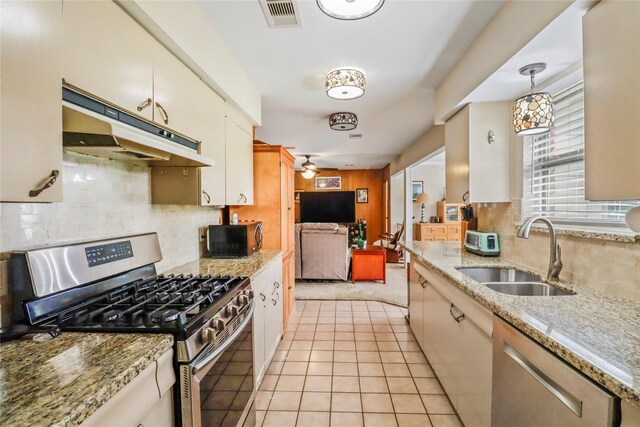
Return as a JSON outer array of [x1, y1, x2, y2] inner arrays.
[[300, 191, 355, 224]]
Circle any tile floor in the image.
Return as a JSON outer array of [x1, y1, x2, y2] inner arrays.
[[254, 300, 463, 427]]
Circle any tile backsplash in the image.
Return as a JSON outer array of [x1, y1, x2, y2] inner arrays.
[[477, 203, 640, 302], [0, 152, 221, 325]]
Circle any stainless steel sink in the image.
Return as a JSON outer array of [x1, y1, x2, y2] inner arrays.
[[455, 267, 575, 296], [456, 267, 542, 283]]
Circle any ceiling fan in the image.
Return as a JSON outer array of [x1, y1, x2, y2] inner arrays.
[[299, 155, 337, 179]]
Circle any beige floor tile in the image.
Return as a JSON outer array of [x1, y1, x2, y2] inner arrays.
[[359, 376, 389, 393], [376, 342, 401, 352], [316, 324, 335, 332], [383, 363, 411, 377], [317, 318, 336, 325], [332, 375, 360, 392], [331, 412, 364, 427], [408, 363, 435, 378], [375, 332, 396, 342], [276, 375, 306, 392], [267, 361, 284, 375], [335, 318, 354, 325], [398, 342, 421, 352], [272, 351, 288, 362], [303, 375, 332, 392], [391, 394, 426, 414], [353, 318, 372, 325], [394, 333, 415, 343], [379, 352, 405, 363], [388, 318, 406, 325], [353, 324, 373, 332], [352, 311, 370, 318], [396, 414, 432, 427], [386, 377, 418, 394], [315, 332, 335, 341], [357, 351, 381, 363], [335, 332, 356, 340], [361, 393, 394, 413], [278, 341, 293, 351], [282, 361, 309, 376], [295, 331, 315, 340], [310, 350, 334, 362], [256, 410, 267, 427], [334, 351, 357, 362], [263, 411, 298, 427], [260, 375, 279, 391], [290, 340, 314, 350], [297, 411, 331, 427], [331, 392, 362, 412], [372, 324, 393, 333], [355, 341, 378, 351], [363, 413, 398, 427], [255, 390, 273, 410], [313, 340, 335, 351], [282, 332, 295, 341], [297, 324, 316, 332], [334, 341, 356, 351], [269, 391, 302, 411], [414, 378, 444, 395], [402, 352, 427, 364], [333, 362, 359, 376], [429, 415, 463, 427], [358, 362, 385, 376], [335, 324, 355, 332], [300, 318, 318, 325], [391, 324, 411, 333], [308, 362, 333, 376], [355, 332, 376, 341], [421, 395, 455, 414], [300, 392, 332, 411], [287, 350, 311, 362]]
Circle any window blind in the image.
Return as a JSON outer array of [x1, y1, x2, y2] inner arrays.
[[523, 81, 639, 227]]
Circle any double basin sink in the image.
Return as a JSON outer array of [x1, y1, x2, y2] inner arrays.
[[455, 267, 575, 296]]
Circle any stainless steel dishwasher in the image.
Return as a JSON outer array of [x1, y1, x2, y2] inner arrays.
[[492, 316, 620, 427]]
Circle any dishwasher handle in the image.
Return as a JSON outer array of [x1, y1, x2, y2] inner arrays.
[[504, 341, 583, 417]]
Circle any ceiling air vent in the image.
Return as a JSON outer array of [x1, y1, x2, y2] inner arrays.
[[349, 133, 363, 139], [259, 0, 301, 28]]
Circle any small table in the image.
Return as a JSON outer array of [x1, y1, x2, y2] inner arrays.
[[351, 247, 386, 283]]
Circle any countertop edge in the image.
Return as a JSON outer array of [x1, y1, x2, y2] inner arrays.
[[400, 241, 640, 409]]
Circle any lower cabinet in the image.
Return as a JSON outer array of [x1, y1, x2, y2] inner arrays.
[[282, 251, 296, 330], [411, 260, 493, 427], [252, 255, 284, 387]]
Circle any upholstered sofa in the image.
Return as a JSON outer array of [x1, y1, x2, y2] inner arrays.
[[295, 223, 350, 281]]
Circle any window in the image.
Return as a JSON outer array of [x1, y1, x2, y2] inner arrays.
[[523, 81, 639, 228]]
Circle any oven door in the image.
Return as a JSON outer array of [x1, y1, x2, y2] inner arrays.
[[179, 302, 255, 427]]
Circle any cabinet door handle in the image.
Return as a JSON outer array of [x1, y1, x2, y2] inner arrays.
[[418, 276, 427, 288], [155, 102, 169, 125], [202, 190, 211, 204], [29, 170, 60, 197], [237, 193, 247, 204], [260, 293, 266, 301], [137, 98, 152, 112], [449, 304, 464, 323]]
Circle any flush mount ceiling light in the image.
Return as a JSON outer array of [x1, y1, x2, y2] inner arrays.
[[513, 62, 555, 136], [317, 0, 385, 20], [325, 68, 365, 100], [329, 112, 358, 131]]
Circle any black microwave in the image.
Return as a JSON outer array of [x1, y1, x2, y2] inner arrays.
[[207, 222, 263, 258]]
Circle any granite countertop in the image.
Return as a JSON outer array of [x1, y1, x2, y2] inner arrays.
[[0, 333, 173, 427], [165, 249, 282, 278], [401, 240, 640, 408]]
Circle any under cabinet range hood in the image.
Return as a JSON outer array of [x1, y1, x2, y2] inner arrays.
[[62, 87, 214, 167]]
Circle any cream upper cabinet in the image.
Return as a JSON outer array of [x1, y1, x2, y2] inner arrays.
[[225, 110, 254, 205], [583, 0, 640, 201], [62, 0, 154, 120], [445, 102, 512, 203], [1, 0, 63, 202], [199, 90, 227, 206]]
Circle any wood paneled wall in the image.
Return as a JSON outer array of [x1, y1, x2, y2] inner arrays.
[[294, 169, 386, 244]]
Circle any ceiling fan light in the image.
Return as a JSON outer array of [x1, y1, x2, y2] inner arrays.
[[317, 0, 385, 20], [301, 169, 317, 179], [329, 112, 358, 131], [325, 68, 365, 100]]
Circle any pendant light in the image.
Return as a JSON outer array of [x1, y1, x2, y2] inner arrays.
[[317, 0, 385, 20], [325, 68, 365, 100], [329, 112, 358, 131], [301, 155, 318, 180], [513, 63, 555, 136]]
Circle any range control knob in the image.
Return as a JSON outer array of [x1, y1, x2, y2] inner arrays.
[[225, 304, 239, 318], [201, 327, 217, 343], [244, 289, 254, 300], [211, 317, 225, 332], [237, 295, 249, 307]]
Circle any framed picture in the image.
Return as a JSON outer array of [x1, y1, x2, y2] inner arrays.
[[356, 188, 368, 203], [315, 176, 342, 190], [412, 181, 423, 200]]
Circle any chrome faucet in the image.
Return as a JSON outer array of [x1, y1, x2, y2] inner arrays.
[[517, 216, 563, 280]]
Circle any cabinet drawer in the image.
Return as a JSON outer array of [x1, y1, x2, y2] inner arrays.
[[429, 226, 447, 236]]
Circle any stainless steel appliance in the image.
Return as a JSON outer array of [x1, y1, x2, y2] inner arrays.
[[492, 316, 620, 427], [10, 233, 255, 427], [207, 222, 263, 258]]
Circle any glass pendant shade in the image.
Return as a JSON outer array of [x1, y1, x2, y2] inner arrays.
[[317, 0, 385, 20], [513, 92, 555, 135], [325, 68, 365, 100], [329, 112, 358, 131], [301, 169, 317, 180]]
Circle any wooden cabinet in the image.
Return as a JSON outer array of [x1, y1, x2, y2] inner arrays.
[[1, 0, 63, 202], [583, 0, 640, 200], [62, 0, 155, 120], [413, 223, 461, 242], [225, 113, 254, 206], [252, 254, 283, 387], [411, 260, 492, 427], [445, 102, 511, 203]]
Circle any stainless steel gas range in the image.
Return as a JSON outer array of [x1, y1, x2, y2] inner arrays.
[[9, 233, 256, 427]]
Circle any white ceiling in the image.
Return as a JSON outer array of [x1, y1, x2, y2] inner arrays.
[[198, 0, 505, 170]]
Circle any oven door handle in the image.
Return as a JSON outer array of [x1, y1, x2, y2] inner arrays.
[[192, 301, 255, 375]]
